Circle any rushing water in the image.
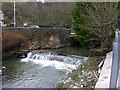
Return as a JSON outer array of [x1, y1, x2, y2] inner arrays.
[[2, 47, 89, 88]]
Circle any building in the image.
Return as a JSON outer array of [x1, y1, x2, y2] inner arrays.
[[0, 10, 4, 27]]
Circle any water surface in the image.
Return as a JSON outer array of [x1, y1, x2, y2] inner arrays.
[[2, 47, 89, 88]]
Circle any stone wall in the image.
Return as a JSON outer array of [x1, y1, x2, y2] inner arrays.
[[2, 28, 71, 59], [15, 28, 71, 50]]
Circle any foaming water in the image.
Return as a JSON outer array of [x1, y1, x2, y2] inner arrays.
[[3, 50, 88, 88], [21, 52, 88, 71]]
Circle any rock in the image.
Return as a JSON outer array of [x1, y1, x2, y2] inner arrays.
[[81, 85, 84, 87], [81, 79, 84, 82], [2, 66, 6, 69], [0, 70, 2, 74], [29, 36, 63, 50], [72, 86, 78, 88]]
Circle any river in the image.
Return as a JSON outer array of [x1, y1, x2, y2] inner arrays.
[[2, 47, 89, 88]]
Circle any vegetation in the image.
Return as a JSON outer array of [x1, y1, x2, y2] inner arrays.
[[56, 57, 103, 88], [2, 2, 119, 88], [2, 31, 28, 52], [71, 3, 93, 47], [71, 2, 119, 51], [118, 1, 120, 25], [2, 2, 74, 27]]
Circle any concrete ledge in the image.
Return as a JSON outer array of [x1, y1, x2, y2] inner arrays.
[[95, 51, 113, 88]]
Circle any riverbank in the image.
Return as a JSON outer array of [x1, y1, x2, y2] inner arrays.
[[55, 45, 112, 88], [95, 51, 112, 88], [56, 55, 105, 88], [2, 30, 110, 88], [2, 29, 70, 59]]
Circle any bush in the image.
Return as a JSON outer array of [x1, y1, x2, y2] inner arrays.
[[2, 31, 29, 52]]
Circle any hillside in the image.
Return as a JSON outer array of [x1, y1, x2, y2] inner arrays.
[[2, 2, 75, 27]]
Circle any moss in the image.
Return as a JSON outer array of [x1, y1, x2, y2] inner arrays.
[[56, 82, 71, 88], [56, 83, 65, 88], [72, 76, 80, 81]]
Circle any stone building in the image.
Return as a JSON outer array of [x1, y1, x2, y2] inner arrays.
[[0, 10, 4, 27]]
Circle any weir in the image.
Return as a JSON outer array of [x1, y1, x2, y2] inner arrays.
[[21, 51, 88, 70], [2, 50, 88, 88]]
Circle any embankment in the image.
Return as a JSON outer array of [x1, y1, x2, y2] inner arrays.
[[2, 30, 28, 59], [2, 28, 70, 59]]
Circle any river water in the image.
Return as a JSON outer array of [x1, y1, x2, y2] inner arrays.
[[2, 47, 89, 88]]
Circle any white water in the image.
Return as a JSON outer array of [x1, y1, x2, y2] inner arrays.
[[21, 52, 88, 71], [3, 50, 88, 88]]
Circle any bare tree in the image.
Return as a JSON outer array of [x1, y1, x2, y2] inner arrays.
[[83, 2, 119, 51]]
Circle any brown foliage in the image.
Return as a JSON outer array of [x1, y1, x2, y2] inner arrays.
[[2, 31, 29, 52]]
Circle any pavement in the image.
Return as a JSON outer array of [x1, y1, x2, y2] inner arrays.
[[95, 51, 120, 88], [118, 63, 120, 88], [95, 51, 113, 88]]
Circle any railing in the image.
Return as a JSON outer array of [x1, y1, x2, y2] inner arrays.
[[109, 29, 120, 88], [1, 27, 67, 30]]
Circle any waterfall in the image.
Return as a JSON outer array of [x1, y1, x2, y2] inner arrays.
[[21, 51, 88, 71]]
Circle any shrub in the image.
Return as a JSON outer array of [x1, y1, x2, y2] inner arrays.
[[2, 31, 29, 52]]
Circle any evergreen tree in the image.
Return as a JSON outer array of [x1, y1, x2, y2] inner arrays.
[[71, 2, 119, 51], [71, 2, 92, 46]]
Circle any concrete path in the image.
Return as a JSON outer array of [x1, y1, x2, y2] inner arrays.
[[95, 51, 113, 88], [118, 63, 120, 88]]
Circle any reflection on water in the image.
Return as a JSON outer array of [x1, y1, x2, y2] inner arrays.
[[2, 47, 89, 88], [46, 46, 89, 57]]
